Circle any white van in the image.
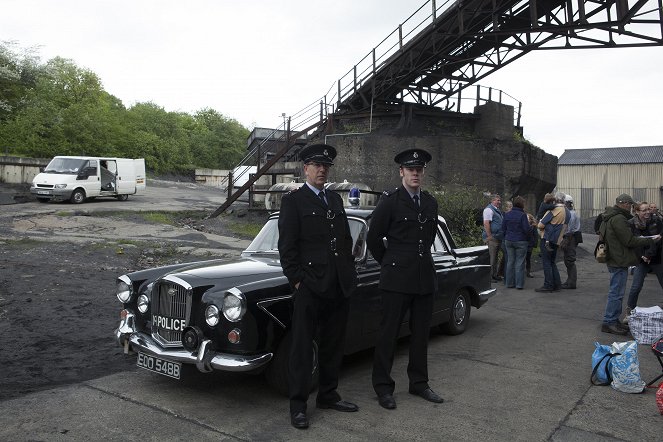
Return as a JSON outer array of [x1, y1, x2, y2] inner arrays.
[[31, 156, 146, 204]]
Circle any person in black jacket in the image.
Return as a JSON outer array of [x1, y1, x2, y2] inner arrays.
[[278, 143, 358, 429], [367, 148, 444, 410]]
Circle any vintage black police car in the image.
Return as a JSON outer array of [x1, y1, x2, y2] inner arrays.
[[114, 208, 496, 394]]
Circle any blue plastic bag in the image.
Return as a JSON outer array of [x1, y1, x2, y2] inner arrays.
[[609, 341, 646, 393], [591, 342, 619, 386]]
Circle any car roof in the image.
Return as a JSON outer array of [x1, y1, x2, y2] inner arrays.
[[268, 207, 375, 221]]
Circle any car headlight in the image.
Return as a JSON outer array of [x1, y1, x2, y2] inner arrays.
[[222, 288, 246, 322], [54, 184, 67, 189], [137, 294, 149, 314], [205, 305, 220, 327], [116, 275, 133, 303]]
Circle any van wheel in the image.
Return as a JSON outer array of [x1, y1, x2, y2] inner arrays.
[[116, 194, 129, 201], [265, 332, 319, 396], [70, 189, 86, 204]]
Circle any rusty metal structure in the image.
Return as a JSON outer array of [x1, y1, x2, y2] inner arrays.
[[211, 0, 663, 217]]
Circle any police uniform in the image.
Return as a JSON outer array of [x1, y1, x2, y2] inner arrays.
[[366, 148, 444, 407], [277, 143, 358, 427]]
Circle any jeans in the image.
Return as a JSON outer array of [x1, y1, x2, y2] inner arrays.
[[540, 238, 561, 290], [505, 240, 528, 288], [627, 263, 663, 309], [603, 266, 628, 324]]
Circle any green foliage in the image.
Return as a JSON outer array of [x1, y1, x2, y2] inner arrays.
[[0, 42, 249, 174], [430, 182, 485, 248]]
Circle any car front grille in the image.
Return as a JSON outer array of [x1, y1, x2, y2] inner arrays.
[[151, 277, 192, 347]]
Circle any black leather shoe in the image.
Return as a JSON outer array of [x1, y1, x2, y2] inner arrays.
[[290, 412, 309, 429], [601, 323, 628, 336], [377, 394, 396, 410], [316, 400, 358, 412], [409, 387, 444, 404], [561, 283, 576, 289], [617, 322, 630, 331], [526, 273, 534, 278], [492, 275, 503, 282], [534, 287, 552, 293]]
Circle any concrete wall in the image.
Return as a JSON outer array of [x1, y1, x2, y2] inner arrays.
[[319, 103, 557, 213], [0, 156, 49, 184]]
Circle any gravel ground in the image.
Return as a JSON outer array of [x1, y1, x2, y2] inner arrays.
[[0, 195, 268, 402]]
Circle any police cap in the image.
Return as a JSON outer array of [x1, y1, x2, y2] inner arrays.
[[299, 143, 336, 165], [394, 148, 432, 167]]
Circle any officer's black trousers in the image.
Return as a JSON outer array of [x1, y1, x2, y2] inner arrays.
[[372, 290, 434, 396], [289, 284, 349, 414]]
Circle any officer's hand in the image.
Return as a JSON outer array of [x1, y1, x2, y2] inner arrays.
[[653, 234, 662, 242], [295, 282, 300, 289]]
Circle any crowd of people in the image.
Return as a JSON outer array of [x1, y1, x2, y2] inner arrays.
[[481, 191, 581, 293], [481, 191, 663, 337]]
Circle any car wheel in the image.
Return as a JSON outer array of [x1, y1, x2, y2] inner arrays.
[[116, 194, 129, 201], [70, 188, 86, 204], [441, 289, 471, 335], [265, 332, 319, 396], [36, 198, 49, 203]]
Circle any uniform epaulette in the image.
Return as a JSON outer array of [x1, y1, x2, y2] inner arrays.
[[382, 187, 399, 197]]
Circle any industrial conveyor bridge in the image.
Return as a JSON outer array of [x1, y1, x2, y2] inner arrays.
[[212, 0, 663, 216]]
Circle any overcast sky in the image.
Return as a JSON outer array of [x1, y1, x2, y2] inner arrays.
[[3, 0, 663, 158]]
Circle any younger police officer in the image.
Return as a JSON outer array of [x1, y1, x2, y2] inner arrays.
[[367, 148, 444, 410], [277, 143, 358, 429]]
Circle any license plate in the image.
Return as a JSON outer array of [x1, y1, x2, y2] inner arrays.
[[137, 352, 181, 379], [37, 190, 51, 195]]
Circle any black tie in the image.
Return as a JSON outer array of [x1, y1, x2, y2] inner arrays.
[[319, 191, 328, 208], [413, 194, 420, 208]]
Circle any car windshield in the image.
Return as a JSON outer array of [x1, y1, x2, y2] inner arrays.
[[244, 217, 368, 258], [43, 158, 86, 174]]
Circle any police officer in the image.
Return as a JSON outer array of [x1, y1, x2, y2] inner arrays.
[[277, 143, 358, 429], [367, 148, 444, 410]]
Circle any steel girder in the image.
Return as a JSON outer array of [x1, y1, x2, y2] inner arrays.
[[339, 0, 663, 114]]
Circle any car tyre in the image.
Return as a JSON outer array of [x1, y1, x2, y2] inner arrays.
[[116, 194, 129, 201], [70, 188, 86, 204], [441, 289, 470, 335], [36, 198, 49, 203], [265, 332, 319, 396]]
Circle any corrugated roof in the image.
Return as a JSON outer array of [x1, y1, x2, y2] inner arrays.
[[558, 146, 663, 165]]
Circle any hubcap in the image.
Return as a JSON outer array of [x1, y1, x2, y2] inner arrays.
[[453, 296, 466, 325]]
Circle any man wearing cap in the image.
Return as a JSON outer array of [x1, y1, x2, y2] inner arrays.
[[367, 148, 444, 410], [598, 193, 661, 335], [278, 143, 358, 429]]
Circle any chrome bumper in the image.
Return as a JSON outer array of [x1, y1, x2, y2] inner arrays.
[[115, 312, 273, 373], [477, 287, 497, 307]]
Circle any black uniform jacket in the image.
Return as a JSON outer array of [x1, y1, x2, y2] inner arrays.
[[367, 186, 438, 295], [278, 184, 357, 298]]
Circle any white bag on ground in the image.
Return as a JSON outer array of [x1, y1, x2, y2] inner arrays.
[[629, 306, 663, 345], [609, 341, 646, 393]]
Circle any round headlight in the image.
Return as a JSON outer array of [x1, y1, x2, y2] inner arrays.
[[222, 289, 246, 322], [137, 294, 149, 314], [116, 275, 133, 303], [205, 304, 220, 327]]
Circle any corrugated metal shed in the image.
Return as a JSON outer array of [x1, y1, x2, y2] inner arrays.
[[558, 146, 663, 165]]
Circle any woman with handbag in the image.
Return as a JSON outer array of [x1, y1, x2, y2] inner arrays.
[[624, 201, 663, 320]]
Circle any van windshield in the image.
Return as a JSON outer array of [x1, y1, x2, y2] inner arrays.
[[44, 158, 87, 174]]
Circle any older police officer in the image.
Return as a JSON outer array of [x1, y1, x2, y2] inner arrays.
[[367, 148, 444, 410], [278, 143, 358, 429]]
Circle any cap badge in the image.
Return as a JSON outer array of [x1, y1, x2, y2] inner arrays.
[[413, 152, 418, 158], [323, 149, 328, 157]]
